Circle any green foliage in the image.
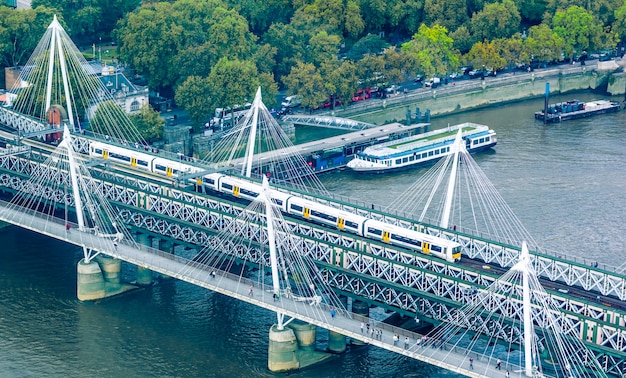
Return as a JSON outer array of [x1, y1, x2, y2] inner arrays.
[[450, 25, 474, 54], [347, 34, 389, 60], [423, 0, 469, 32], [389, 0, 424, 35], [90, 100, 128, 135], [130, 103, 165, 142], [466, 41, 506, 71], [402, 24, 460, 78], [494, 36, 530, 68], [524, 23, 564, 63], [514, 0, 547, 24], [32, 0, 141, 46], [0, 6, 56, 69], [552, 6, 614, 57], [470, 0, 521, 42], [174, 76, 214, 132], [282, 61, 327, 109], [614, 0, 626, 41], [321, 58, 359, 107], [307, 31, 341, 66]]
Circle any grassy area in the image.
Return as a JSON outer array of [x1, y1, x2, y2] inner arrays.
[[80, 44, 119, 64], [389, 126, 474, 149]]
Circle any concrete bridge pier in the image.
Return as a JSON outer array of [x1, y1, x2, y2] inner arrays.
[[158, 239, 175, 280], [135, 233, 153, 286], [268, 321, 336, 373], [95, 255, 121, 284], [77, 258, 105, 301], [351, 300, 369, 346], [327, 330, 347, 353], [268, 324, 299, 372]]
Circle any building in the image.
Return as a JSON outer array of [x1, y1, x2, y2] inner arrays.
[[98, 67, 149, 114]]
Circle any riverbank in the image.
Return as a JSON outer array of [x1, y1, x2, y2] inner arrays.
[[319, 60, 626, 126]]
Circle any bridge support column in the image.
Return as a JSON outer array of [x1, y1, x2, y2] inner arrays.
[[351, 300, 369, 346], [158, 239, 175, 280], [135, 233, 153, 286], [288, 320, 317, 352], [77, 259, 105, 301], [268, 325, 299, 372], [95, 255, 121, 284], [327, 330, 347, 353]]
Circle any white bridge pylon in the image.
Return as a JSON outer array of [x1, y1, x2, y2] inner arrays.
[[5, 125, 133, 263], [415, 241, 607, 378]]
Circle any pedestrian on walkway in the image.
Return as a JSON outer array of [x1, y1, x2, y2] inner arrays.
[[404, 336, 409, 349], [393, 334, 398, 346], [496, 359, 501, 370], [360, 322, 365, 333], [505, 369, 509, 378], [248, 285, 254, 296], [330, 308, 336, 318], [469, 357, 473, 369], [113, 241, 118, 250], [66, 223, 71, 233], [211, 270, 216, 280]]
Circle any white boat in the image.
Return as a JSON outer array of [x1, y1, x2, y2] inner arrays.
[[346, 122, 496, 173]]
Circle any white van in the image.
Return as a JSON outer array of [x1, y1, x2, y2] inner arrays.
[[281, 95, 302, 108]]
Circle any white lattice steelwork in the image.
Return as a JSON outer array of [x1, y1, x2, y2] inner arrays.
[[282, 115, 376, 131]]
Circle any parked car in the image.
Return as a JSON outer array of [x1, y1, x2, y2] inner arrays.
[[424, 77, 441, 88]]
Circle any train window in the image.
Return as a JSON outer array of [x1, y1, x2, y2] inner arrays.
[[431, 245, 442, 252], [94, 148, 103, 154], [203, 177, 215, 185], [345, 220, 358, 229], [110, 152, 131, 162], [155, 164, 165, 172], [367, 227, 382, 236], [272, 198, 283, 206], [390, 233, 421, 246], [240, 188, 258, 197], [310, 209, 337, 222], [290, 204, 303, 212], [137, 160, 149, 167], [222, 183, 233, 190]]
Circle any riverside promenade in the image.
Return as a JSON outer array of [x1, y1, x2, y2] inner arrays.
[[315, 59, 626, 126]]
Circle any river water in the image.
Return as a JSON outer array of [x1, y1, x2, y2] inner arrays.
[[1, 92, 625, 377]]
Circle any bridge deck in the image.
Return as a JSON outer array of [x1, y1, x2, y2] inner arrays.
[[0, 200, 530, 378]]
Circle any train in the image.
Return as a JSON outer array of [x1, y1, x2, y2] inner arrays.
[[88, 141, 462, 262]]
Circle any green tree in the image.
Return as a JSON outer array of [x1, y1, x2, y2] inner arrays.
[[174, 76, 215, 132], [494, 35, 530, 68], [513, 0, 547, 24], [389, 0, 424, 35], [450, 25, 475, 54], [347, 34, 389, 60], [307, 31, 341, 66], [465, 41, 506, 71], [282, 61, 327, 109], [552, 6, 616, 58], [614, 0, 626, 42], [402, 24, 460, 78], [0, 7, 56, 72], [470, 0, 521, 42], [130, 103, 165, 142], [423, 0, 469, 32], [321, 58, 359, 108], [206, 57, 260, 124], [524, 24, 565, 64], [32, 0, 141, 45]]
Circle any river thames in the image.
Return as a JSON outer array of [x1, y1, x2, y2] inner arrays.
[[1, 91, 625, 377]]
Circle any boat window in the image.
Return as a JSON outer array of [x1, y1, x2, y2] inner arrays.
[[435, 149, 440, 155], [395, 159, 401, 164], [480, 138, 484, 143], [409, 156, 414, 161], [422, 153, 427, 158], [486, 137, 490, 142], [473, 140, 478, 145], [402, 157, 408, 163], [428, 151, 434, 156]]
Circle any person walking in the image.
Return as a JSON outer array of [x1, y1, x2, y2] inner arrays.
[[360, 322, 365, 334], [404, 336, 410, 349], [330, 308, 336, 318], [505, 370, 510, 378], [469, 357, 473, 370], [248, 285, 254, 296], [496, 359, 501, 370], [113, 241, 118, 251], [65, 223, 71, 234]]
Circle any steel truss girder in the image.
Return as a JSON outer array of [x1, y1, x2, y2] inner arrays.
[[1, 148, 626, 360], [324, 269, 626, 376]]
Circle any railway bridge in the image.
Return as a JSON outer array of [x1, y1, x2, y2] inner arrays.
[[0, 16, 624, 377]]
